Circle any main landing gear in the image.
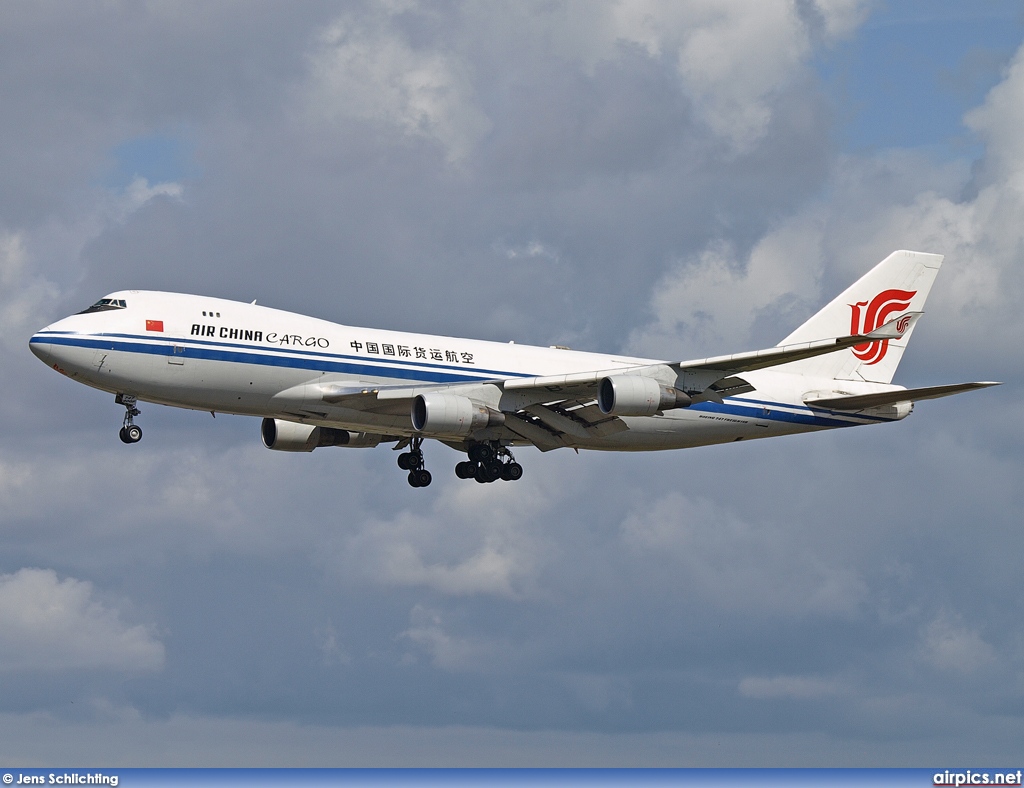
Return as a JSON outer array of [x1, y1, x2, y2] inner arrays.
[[397, 438, 523, 488], [116, 393, 142, 444], [397, 436, 432, 488], [455, 441, 523, 484]]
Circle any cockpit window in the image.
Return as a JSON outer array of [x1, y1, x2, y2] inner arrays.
[[77, 298, 127, 314]]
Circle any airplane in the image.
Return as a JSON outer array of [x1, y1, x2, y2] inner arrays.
[[29, 250, 998, 488]]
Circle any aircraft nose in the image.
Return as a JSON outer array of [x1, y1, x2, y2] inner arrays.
[[29, 329, 55, 366]]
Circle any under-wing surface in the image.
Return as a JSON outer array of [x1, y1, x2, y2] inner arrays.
[[30, 251, 999, 487]]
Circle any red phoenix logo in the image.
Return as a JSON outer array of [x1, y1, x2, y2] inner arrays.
[[849, 289, 916, 365]]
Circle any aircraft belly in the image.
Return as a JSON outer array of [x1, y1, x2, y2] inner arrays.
[[573, 404, 820, 452]]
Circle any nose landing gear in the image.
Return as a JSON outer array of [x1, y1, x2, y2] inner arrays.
[[116, 393, 142, 444], [456, 441, 523, 483], [397, 436, 432, 487]]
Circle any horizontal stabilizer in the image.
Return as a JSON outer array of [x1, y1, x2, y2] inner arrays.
[[806, 381, 1001, 411]]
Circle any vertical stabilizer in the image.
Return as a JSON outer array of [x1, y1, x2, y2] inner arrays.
[[776, 250, 943, 383]]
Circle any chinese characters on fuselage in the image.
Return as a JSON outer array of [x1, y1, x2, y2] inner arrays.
[[349, 340, 474, 364]]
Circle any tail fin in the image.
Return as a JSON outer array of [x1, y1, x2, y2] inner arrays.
[[776, 250, 943, 383]]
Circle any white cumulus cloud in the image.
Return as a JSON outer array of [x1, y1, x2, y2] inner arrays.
[[0, 568, 164, 672], [328, 468, 561, 598], [551, 0, 866, 151], [629, 37, 1024, 364], [304, 5, 491, 163], [0, 231, 59, 351]]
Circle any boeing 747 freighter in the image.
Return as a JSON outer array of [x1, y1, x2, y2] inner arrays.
[[30, 250, 998, 487]]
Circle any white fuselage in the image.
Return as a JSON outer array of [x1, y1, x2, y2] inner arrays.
[[29, 290, 904, 452]]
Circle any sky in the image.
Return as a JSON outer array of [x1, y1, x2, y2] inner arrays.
[[1, 0, 1023, 767]]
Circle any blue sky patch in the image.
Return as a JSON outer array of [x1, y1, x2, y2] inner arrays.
[[108, 130, 197, 187], [818, 0, 1023, 157]]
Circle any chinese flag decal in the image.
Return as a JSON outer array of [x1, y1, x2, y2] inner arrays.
[[146, 320, 164, 332]]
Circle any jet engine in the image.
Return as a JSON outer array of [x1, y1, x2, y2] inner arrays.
[[865, 401, 914, 421], [597, 375, 691, 417], [411, 393, 504, 436], [260, 418, 381, 452]]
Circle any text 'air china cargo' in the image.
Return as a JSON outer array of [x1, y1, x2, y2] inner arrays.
[[30, 251, 999, 488]]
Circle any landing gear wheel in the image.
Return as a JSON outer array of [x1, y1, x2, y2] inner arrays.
[[461, 441, 522, 483], [501, 462, 523, 481], [468, 443, 493, 463], [116, 393, 142, 444], [475, 462, 502, 484], [401, 437, 431, 488], [408, 468, 432, 487]]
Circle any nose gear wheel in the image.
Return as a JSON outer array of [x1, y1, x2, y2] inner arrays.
[[116, 393, 142, 444]]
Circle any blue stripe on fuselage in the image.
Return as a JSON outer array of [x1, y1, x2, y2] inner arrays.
[[689, 400, 873, 428], [31, 333, 887, 428], [32, 330, 525, 380], [32, 333, 495, 385], [731, 395, 893, 425]]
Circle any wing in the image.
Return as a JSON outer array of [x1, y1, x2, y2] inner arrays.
[[271, 314, 923, 451], [500, 312, 923, 404]]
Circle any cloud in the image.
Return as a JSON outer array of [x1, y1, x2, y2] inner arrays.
[[327, 467, 562, 598], [304, 5, 491, 162], [626, 219, 826, 358], [628, 41, 1024, 367], [0, 231, 59, 351], [966, 43, 1024, 188], [619, 491, 868, 618], [116, 177, 184, 221], [0, 568, 164, 672], [738, 675, 845, 700], [0, 173, 180, 353], [401, 604, 498, 671], [545, 0, 866, 151], [919, 610, 996, 674], [316, 622, 351, 667]]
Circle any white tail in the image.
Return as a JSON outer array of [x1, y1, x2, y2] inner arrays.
[[777, 250, 943, 383]]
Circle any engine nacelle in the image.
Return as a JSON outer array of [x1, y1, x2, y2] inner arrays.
[[411, 393, 504, 436], [597, 375, 691, 416], [865, 401, 914, 421], [260, 418, 381, 451]]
